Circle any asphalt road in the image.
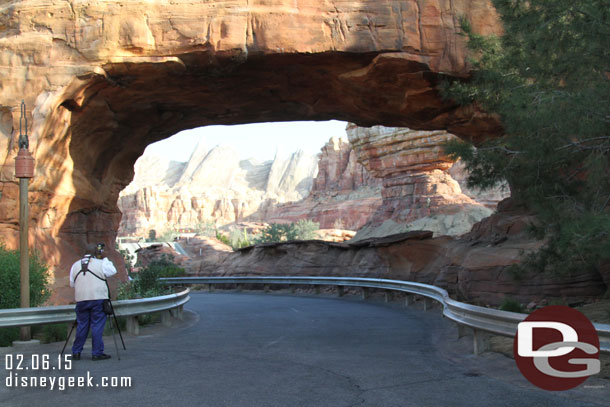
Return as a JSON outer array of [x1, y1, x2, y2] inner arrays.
[[0, 292, 607, 406]]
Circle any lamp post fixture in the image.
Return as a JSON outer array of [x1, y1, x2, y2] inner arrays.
[[15, 100, 34, 341]]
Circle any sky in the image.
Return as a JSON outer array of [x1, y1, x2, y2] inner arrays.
[[144, 120, 349, 162]]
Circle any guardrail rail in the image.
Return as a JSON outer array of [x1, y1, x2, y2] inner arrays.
[[0, 288, 191, 337]]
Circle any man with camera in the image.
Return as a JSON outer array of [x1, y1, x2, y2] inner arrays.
[[69, 243, 117, 361]]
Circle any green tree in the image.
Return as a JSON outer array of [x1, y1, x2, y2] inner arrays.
[[254, 220, 320, 244], [443, 1, 610, 276]]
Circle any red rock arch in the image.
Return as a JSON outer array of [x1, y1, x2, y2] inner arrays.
[[0, 0, 501, 303]]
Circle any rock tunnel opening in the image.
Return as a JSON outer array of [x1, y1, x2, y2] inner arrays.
[[23, 51, 502, 303]]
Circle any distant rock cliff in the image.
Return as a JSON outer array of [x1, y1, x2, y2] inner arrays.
[[118, 143, 318, 235], [119, 126, 508, 238], [257, 136, 383, 230]]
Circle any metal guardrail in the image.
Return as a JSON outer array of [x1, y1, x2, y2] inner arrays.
[[0, 289, 191, 333], [160, 276, 610, 355]]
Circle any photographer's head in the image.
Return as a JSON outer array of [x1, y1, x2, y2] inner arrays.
[[84, 242, 105, 259]]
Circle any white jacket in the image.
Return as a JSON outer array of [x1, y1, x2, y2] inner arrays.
[[69, 256, 117, 302]]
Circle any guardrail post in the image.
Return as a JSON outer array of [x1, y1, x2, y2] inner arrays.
[[457, 324, 470, 339], [423, 298, 433, 311], [264, 284, 270, 293], [384, 291, 390, 303], [169, 305, 184, 321], [208, 284, 214, 293], [405, 294, 415, 306], [290, 285, 296, 294], [235, 284, 242, 293], [126, 316, 139, 336], [473, 329, 491, 356], [337, 286, 344, 297], [361, 287, 369, 300], [314, 285, 320, 295], [161, 310, 172, 327]]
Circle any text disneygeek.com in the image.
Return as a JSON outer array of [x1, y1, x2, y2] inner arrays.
[[3, 354, 132, 391]]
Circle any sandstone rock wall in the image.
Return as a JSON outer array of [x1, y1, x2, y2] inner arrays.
[[257, 136, 383, 229], [186, 208, 609, 306], [346, 124, 508, 239], [0, 0, 501, 303]]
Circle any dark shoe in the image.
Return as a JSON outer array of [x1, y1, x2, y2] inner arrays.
[[92, 353, 111, 361], [71, 353, 80, 360]]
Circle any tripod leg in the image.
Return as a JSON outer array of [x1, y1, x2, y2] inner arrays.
[[61, 320, 77, 356], [109, 302, 126, 350], [109, 318, 120, 361]]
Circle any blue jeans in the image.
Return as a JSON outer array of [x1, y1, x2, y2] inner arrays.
[[72, 299, 107, 356]]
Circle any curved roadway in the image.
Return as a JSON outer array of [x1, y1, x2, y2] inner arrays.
[[0, 293, 606, 406]]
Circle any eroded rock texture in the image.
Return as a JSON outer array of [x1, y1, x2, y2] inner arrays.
[[0, 0, 501, 303], [186, 206, 609, 306], [260, 136, 383, 229], [347, 125, 506, 239], [118, 143, 318, 235]]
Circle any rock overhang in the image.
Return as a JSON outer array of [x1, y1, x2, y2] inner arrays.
[[0, 0, 503, 303]]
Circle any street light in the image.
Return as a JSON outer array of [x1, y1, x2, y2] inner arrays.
[[14, 100, 34, 341]]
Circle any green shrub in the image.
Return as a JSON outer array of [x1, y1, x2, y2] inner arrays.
[[194, 221, 216, 237], [157, 228, 178, 242], [215, 230, 232, 246], [499, 298, 525, 313], [118, 248, 134, 273], [291, 219, 319, 240], [228, 228, 252, 250], [117, 255, 184, 300], [0, 244, 52, 346], [254, 220, 320, 244], [0, 328, 19, 347], [0, 245, 51, 309]]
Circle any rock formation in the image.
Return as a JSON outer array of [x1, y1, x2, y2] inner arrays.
[[346, 125, 506, 239], [184, 204, 609, 306], [0, 0, 504, 303], [121, 127, 507, 238], [258, 136, 383, 230], [118, 142, 318, 235]]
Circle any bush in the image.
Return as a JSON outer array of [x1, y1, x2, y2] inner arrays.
[[194, 221, 216, 237], [0, 244, 52, 346], [254, 220, 320, 244], [118, 248, 134, 274], [227, 228, 252, 250], [291, 219, 319, 240], [499, 298, 525, 314], [215, 230, 232, 247], [0, 244, 51, 309], [117, 255, 184, 300]]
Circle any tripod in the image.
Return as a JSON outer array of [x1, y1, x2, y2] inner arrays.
[[61, 299, 126, 360]]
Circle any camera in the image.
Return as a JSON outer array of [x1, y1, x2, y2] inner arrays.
[[95, 243, 105, 259]]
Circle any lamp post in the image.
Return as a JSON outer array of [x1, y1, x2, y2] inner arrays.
[[15, 100, 34, 341]]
